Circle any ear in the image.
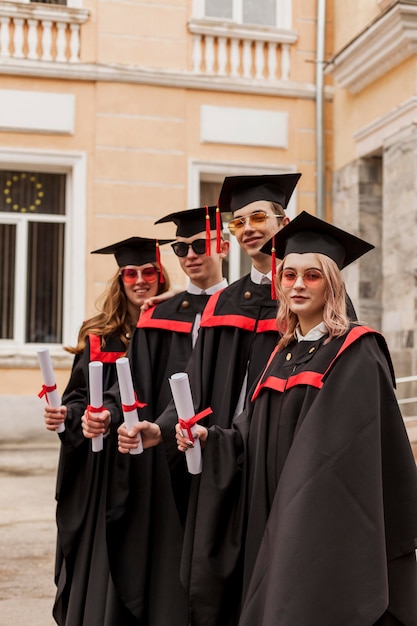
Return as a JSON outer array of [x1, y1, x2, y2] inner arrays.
[[219, 239, 230, 258]]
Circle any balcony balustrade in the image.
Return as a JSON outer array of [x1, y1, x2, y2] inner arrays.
[[188, 18, 298, 83], [0, 1, 89, 63]]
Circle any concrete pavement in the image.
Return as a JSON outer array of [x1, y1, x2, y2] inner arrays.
[[0, 395, 60, 626]]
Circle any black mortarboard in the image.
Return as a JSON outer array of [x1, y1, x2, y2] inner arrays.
[[261, 211, 374, 269], [91, 236, 172, 267], [91, 236, 173, 284], [218, 173, 302, 214], [155, 206, 223, 254], [155, 206, 222, 237]]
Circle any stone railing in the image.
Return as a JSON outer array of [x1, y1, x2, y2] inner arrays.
[[0, 1, 90, 63], [188, 18, 298, 82]]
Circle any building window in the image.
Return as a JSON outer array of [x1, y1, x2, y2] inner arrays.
[[202, 0, 282, 27], [0, 171, 66, 344], [30, 0, 67, 5], [190, 160, 299, 284], [0, 149, 86, 361]]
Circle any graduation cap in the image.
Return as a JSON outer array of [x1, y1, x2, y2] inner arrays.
[[91, 236, 173, 283], [155, 205, 223, 255], [261, 211, 374, 269], [218, 173, 302, 214]]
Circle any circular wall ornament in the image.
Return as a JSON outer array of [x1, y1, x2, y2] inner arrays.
[[2, 172, 44, 213]]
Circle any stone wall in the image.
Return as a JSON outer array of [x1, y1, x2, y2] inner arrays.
[[332, 156, 383, 332], [382, 124, 417, 377], [332, 127, 417, 455], [333, 125, 417, 377]]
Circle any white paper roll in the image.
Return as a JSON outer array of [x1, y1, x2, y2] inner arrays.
[[169, 372, 202, 475], [37, 348, 65, 434], [116, 357, 143, 455], [89, 361, 104, 453]]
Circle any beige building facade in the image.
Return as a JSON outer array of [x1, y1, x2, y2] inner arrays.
[[0, 0, 325, 397], [1, 0, 415, 453], [328, 0, 417, 451]]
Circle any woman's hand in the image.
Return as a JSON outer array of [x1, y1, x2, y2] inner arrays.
[[175, 423, 208, 452], [117, 420, 162, 453], [44, 405, 66, 432], [140, 288, 181, 312], [81, 409, 111, 439]]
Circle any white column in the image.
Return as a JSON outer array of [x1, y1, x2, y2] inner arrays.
[[230, 38, 240, 77], [56, 21, 67, 62], [192, 34, 202, 73], [254, 40, 264, 79], [267, 41, 277, 80], [0, 17, 11, 58], [27, 19, 38, 60], [13, 18, 25, 59], [242, 38, 252, 79], [281, 43, 290, 80], [69, 23, 80, 62], [217, 36, 227, 76], [205, 35, 215, 74], [41, 20, 53, 61]]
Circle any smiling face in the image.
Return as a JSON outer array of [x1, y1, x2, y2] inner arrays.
[[120, 263, 160, 316], [280, 252, 327, 335], [175, 230, 229, 290], [230, 200, 289, 273]]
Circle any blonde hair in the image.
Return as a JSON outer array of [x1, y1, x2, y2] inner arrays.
[[65, 263, 170, 355], [275, 253, 349, 350], [271, 201, 285, 217]]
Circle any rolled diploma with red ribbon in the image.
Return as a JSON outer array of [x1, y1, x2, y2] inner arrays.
[[169, 372, 202, 475], [37, 348, 65, 434], [116, 357, 143, 455], [89, 361, 104, 453]]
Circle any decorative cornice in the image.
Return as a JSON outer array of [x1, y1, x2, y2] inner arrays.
[[188, 17, 298, 45], [326, 2, 417, 94], [0, 58, 326, 100], [377, 0, 397, 11], [0, 1, 89, 23], [354, 95, 417, 156]]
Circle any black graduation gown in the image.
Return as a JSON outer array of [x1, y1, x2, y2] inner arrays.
[[136, 291, 211, 415], [184, 325, 417, 626], [53, 334, 137, 626], [157, 275, 280, 448], [158, 275, 357, 448], [104, 291, 211, 625]]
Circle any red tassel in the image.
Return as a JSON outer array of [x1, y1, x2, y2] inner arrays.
[[205, 205, 211, 256], [215, 205, 222, 253], [155, 239, 165, 283], [271, 236, 277, 300]]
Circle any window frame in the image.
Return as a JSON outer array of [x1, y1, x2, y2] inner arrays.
[[24, 0, 83, 6], [0, 148, 87, 361], [192, 0, 292, 29], [189, 159, 299, 283]]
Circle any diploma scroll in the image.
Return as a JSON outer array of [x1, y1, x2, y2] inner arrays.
[[116, 357, 143, 455], [169, 372, 202, 475], [88, 361, 104, 453], [37, 348, 65, 434]]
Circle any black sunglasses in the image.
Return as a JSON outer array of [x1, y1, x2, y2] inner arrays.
[[171, 238, 216, 257]]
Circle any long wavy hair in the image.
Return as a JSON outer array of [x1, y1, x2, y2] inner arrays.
[[65, 264, 170, 355], [275, 253, 350, 350]]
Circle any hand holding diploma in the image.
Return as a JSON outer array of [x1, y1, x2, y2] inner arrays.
[[37, 348, 65, 434], [88, 361, 104, 452], [116, 357, 145, 455], [169, 372, 212, 475]]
